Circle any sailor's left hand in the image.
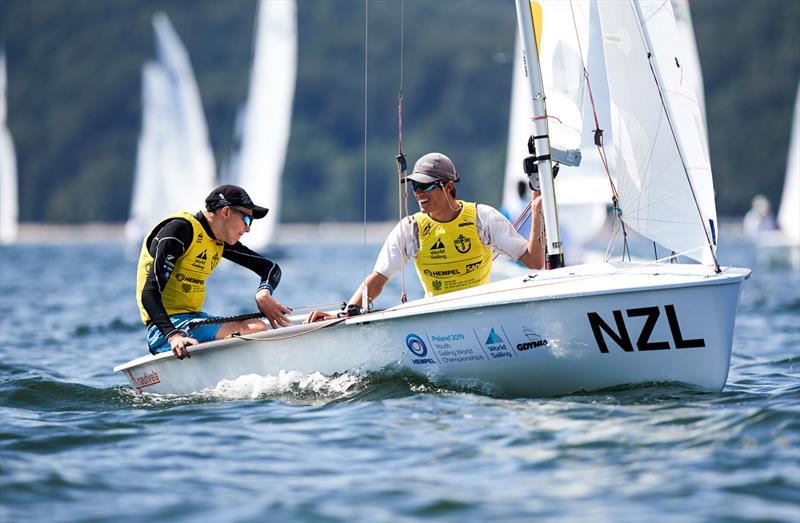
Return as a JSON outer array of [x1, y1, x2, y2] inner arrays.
[[532, 191, 542, 212], [256, 289, 292, 329]]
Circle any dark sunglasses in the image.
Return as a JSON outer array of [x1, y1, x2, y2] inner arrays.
[[411, 180, 441, 193], [231, 208, 254, 227]]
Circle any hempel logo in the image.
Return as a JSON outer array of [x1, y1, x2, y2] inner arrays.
[[406, 334, 435, 364]]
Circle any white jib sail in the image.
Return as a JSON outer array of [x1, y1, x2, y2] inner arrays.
[[778, 83, 800, 244], [127, 13, 216, 243], [233, 0, 297, 251], [598, 0, 717, 264], [0, 54, 18, 244], [670, 0, 708, 142]]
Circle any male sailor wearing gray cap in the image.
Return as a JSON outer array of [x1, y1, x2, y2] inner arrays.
[[135, 184, 292, 360], [306, 152, 544, 322]]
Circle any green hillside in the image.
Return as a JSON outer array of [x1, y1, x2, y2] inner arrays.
[[2, 0, 798, 224]]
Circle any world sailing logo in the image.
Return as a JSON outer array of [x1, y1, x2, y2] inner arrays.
[[484, 327, 514, 359], [485, 328, 504, 345]]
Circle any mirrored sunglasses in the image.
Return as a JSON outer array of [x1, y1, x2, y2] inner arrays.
[[411, 180, 440, 193], [232, 208, 254, 227]]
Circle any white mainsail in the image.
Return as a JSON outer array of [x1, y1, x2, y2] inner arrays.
[[502, 1, 612, 249], [598, 0, 717, 264], [232, 0, 297, 250], [777, 83, 800, 244], [126, 13, 216, 244], [0, 54, 18, 244]]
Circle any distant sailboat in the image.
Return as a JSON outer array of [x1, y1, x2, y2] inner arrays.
[[126, 13, 216, 244], [230, 0, 297, 251], [756, 83, 800, 267], [0, 53, 18, 244], [777, 84, 800, 246]]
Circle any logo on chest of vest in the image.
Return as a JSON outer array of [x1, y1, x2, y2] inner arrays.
[[454, 234, 471, 253], [429, 238, 446, 259], [192, 250, 208, 269]]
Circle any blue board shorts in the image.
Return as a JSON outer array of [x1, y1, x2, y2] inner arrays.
[[147, 312, 223, 355]]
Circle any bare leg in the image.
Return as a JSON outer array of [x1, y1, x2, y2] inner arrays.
[[215, 319, 268, 340]]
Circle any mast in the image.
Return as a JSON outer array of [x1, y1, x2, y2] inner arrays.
[[513, 0, 564, 269]]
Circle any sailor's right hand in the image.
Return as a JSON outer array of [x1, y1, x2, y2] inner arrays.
[[304, 310, 335, 324], [168, 332, 198, 360]]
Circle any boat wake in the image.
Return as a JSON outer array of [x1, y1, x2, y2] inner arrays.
[[206, 369, 366, 401]]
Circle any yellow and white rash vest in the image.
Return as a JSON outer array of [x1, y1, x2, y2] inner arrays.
[[413, 201, 493, 297], [136, 212, 225, 324]]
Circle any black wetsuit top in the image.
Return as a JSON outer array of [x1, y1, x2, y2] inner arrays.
[[141, 212, 282, 339]]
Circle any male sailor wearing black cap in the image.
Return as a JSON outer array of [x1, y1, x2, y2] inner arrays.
[[135, 184, 291, 360], [306, 152, 545, 323]]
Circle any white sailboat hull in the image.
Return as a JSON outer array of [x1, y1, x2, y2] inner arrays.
[[115, 262, 749, 397]]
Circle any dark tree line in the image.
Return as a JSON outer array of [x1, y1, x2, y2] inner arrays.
[[2, 0, 798, 224]]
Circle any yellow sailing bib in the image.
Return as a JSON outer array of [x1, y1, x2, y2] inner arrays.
[[414, 201, 493, 297], [136, 212, 225, 324]]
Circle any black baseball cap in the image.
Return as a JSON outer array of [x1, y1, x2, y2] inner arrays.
[[205, 185, 269, 219]]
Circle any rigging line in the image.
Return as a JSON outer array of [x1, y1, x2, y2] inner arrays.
[[568, 0, 626, 262], [568, 0, 620, 204], [630, 0, 720, 272], [362, 0, 370, 311], [396, 0, 408, 303]]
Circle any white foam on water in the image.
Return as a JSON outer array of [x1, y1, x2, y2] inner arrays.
[[206, 369, 364, 400]]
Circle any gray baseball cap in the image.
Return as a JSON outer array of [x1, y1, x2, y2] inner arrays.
[[403, 152, 459, 184]]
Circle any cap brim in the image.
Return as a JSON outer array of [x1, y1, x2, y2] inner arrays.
[[402, 172, 438, 184], [250, 205, 269, 219]]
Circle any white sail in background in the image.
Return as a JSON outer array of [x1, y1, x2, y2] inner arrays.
[[0, 54, 18, 244], [598, 0, 717, 264], [778, 83, 800, 244], [126, 13, 216, 244], [232, 0, 297, 250]]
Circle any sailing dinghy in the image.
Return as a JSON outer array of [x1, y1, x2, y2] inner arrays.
[[115, 0, 750, 398]]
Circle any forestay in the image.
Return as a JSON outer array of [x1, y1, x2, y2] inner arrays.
[[598, 0, 717, 265]]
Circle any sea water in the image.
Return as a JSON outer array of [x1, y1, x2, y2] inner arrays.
[[1, 239, 798, 523]]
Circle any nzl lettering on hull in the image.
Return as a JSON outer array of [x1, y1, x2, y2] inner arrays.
[[587, 304, 705, 353]]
